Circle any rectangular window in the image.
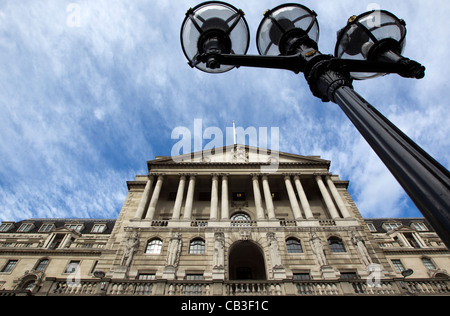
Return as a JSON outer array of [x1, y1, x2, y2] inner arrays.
[[367, 223, 376, 232], [138, 274, 156, 280], [18, 223, 34, 232], [232, 192, 246, 201], [91, 224, 106, 233], [186, 274, 204, 280], [413, 222, 428, 231], [340, 272, 358, 280], [391, 259, 405, 273], [65, 260, 80, 273], [1, 260, 18, 273], [0, 223, 13, 232], [39, 224, 55, 233], [65, 224, 83, 232], [422, 258, 437, 270], [293, 273, 310, 280]]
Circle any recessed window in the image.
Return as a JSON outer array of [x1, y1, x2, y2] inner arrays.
[[138, 274, 156, 280], [145, 239, 162, 254], [328, 237, 346, 253], [18, 223, 34, 232], [230, 212, 251, 227], [0, 223, 13, 232], [367, 223, 376, 232], [189, 238, 205, 254], [65, 224, 84, 232], [231, 213, 251, 221], [293, 273, 310, 280], [39, 224, 55, 233], [65, 261, 80, 273], [391, 259, 405, 273], [35, 259, 49, 272], [286, 238, 303, 253], [412, 222, 428, 231], [91, 224, 106, 233], [1, 260, 18, 273], [232, 192, 246, 201], [422, 258, 437, 270], [383, 223, 402, 232], [340, 272, 358, 280]]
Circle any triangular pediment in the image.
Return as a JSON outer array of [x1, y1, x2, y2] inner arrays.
[[148, 145, 329, 166]]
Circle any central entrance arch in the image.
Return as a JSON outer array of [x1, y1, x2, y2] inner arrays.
[[228, 241, 266, 280]]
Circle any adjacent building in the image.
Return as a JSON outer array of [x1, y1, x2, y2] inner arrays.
[[1, 145, 449, 296]]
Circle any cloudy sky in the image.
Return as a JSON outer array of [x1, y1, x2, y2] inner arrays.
[[0, 0, 448, 222]]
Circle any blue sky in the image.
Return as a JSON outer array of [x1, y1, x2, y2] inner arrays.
[[0, 0, 449, 222]]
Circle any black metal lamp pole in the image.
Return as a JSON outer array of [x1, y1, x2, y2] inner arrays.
[[180, 2, 450, 248]]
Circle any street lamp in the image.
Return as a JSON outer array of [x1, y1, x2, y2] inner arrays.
[[180, 1, 250, 73], [180, 2, 450, 248]]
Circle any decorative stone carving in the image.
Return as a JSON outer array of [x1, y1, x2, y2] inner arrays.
[[213, 232, 225, 269], [120, 231, 139, 267], [309, 232, 328, 267], [166, 232, 182, 267], [267, 232, 283, 269], [352, 231, 373, 266]]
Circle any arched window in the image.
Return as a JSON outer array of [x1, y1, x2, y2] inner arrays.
[[145, 238, 162, 254], [231, 212, 252, 227], [231, 213, 251, 221], [189, 238, 205, 254], [35, 259, 49, 272], [328, 236, 346, 253], [286, 238, 303, 253]]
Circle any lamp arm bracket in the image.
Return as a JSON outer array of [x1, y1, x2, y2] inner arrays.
[[196, 53, 305, 73], [328, 58, 425, 79]]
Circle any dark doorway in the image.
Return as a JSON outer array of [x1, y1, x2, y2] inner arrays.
[[229, 241, 266, 280]]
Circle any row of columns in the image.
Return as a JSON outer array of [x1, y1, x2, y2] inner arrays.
[[134, 173, 351, 221]]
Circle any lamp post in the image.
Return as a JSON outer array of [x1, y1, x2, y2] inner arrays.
[[180, 2, 450, 248]]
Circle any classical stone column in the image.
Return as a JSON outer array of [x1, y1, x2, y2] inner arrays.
[[262, 175, 276, 219], [172, 175, 186, 220], [145, 175, 164, 220], [252, 174, 265, 220], [135, 176, 154, 219], [284, 175, 303, 219], [315, 174, 340, 219], [325, 175, 352, 218], [293, 175, 314, 219], [221, 174, 229, 219], [183, 175, 196, 220], [210, 174, 219, 220]]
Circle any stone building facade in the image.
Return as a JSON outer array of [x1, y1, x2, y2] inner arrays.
[[0, 145, 449, 296]]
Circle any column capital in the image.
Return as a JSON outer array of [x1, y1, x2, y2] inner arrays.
[[149, 172, 165, 178], [210, 173, 220, 178], [250, 173, 260, 179], [313, 172, 331, 178]]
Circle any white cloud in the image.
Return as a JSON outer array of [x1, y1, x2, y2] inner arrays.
[[0, 0, 448, 223]]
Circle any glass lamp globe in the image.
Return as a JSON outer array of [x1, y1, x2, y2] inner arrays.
[[180, 1, 250, 73], [335, 10, 407, 79], [256, 4, 319, 56]]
